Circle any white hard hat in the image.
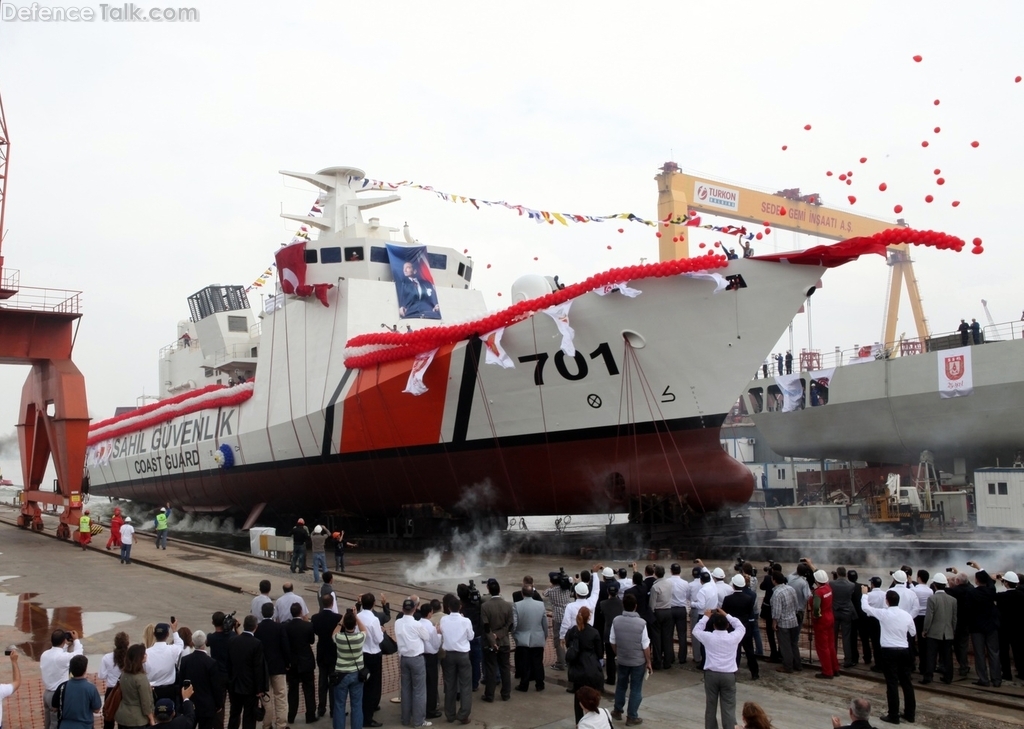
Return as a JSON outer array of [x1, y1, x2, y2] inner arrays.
[[711, 568, 725, 580], [313, 526, 323, 535], [602, 567, 614, 578], [1003, 571, 1020, 585], [575, 582, 590, 597], [731, 574, 746, 588], [813, 570, 829, 585], [892, 570, 907, 583], [124, 516, 132, 523], [931, 573, 948, 587]]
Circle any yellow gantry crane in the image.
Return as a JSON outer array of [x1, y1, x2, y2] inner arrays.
[[654, 162, 930, 350]]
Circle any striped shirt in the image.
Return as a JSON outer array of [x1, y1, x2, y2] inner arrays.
[[334, 630, 365, 673]]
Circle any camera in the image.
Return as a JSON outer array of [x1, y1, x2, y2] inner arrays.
[[946, 567, 954, 572], [734, 555, 745, 572], [182, 679, 192, 689], [557, 568, 572, 591], [466, 580, 482, 606], [222, 610, 239, 634], [3, 648, 12, 656], [762, 559, 778, 574]]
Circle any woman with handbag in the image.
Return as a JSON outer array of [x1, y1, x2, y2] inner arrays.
[[564, 606, 604, 724], [114, 644, 155, 729], [332, 609, 368, 729], [98, 632, 129, 729]]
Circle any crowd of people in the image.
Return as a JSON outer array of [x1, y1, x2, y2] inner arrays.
[[3, 552, 1021, 729]]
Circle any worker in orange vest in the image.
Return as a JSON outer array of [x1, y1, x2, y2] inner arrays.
[[107, 507, 124, 551], [79, 510, 92, 550]]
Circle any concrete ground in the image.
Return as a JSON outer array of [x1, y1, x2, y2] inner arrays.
[[0, 505, 1022, 729]]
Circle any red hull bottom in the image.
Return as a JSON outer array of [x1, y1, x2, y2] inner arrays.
[[93, 425, 754, 518]]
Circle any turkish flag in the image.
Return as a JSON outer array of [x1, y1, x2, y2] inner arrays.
[[275, 242, 307, 294]]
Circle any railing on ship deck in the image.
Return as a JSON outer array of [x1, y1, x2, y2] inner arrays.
[[0, 268, 82, 314], [755, 319, 1023, 374]]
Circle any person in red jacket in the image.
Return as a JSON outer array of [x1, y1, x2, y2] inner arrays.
[[812, 570, 840, 678], [107, 507, 124, 551]]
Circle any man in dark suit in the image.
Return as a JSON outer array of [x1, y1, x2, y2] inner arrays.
[[254, 602, 289, 729], [397, 261, 441, 319], [311, 593, 342, 718], [596, 581, 624, 685], [227, 615, 268, 729], [722, 574, 759, 679], [283, 602, 317, 725], [831, 697, 875, 729], [178, 630, 225, 729]]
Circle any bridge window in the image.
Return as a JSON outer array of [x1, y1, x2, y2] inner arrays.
[[320, 247, 342, 263], [304, 249, 318, 264]]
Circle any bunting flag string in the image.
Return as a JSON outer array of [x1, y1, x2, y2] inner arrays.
[[359, 176, 762, 240]]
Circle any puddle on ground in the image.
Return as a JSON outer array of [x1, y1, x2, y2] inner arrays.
[[0, 578, 132, 660]]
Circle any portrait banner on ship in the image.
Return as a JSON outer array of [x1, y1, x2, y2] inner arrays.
[[386, 243, 442, 320], [938, 346, 973, 398]]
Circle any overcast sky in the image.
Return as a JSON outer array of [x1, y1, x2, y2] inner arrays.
[[1, 1, 1022, 484]]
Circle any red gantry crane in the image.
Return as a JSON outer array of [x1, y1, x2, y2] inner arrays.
[[0, 89, 91, 540]]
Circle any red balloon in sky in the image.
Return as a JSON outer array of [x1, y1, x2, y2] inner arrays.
[[672, 236, 678, 242], [617, 228, 624, 233], [755, 233, 763, 240], [951, 200, 961, 207], [1017, 76, 1023, 83], [894, 204, 904, 213], [933, 99, 940, 106], [763, 221, 770, 227], [973, 237, 983, 245], [486, 263, 492, 268], [497, 292, 502, 297], [765, 228, 772, 235], [936, 177, 945, 185], [699, 242, 706, 248], [925, 195, 934, 203], [655, 232, 662, 238], [804, 124, 812, 130], [846, 179, 852, 186], [607, 245, 612, 250], [463, 249, 468, 253], [973, 246, 984, 255], [860, 157, 867, 163], [782, 145, 788, 151], [839, 173, 847, 181], [714, 241, 721, 247], [826, 171, 833, 176], [847, 171, 853, 177], [934, 127, 941, 133], [878, 182, 888, 191], [848, 195, 857, 205], [971, 141, 980, 148], [921, 141, 929, 147], [933, 168, 941, 175], [913, 55, 923, 62], [533, 256, 539, 260]]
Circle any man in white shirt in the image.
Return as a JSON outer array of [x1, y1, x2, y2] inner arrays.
[[395, 598, 441, 728], [251, 580, 273, 619], [910, 570, 932, 672], [863, 590, 917, 724], [119, 516, 135, 564], [692, 609, 746, 729], [693, 571, 718, 669], [711, 568, 731, 608], [0, 648, 21, 729], [559, 571, 600, 641], [146, 621, 185, 702], [358, 593, 386, 728], [40, 629, 83, 729], [889, 570, 917, 615], [273, 582, 309, 623], [439, 594, 474, 724], [668, 564, 690, 665]]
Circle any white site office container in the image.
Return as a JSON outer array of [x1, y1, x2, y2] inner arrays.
[[973, 468, 1024, 529]]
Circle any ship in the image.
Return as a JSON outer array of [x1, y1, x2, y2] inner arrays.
[[83, 166, 957, 525], [742, 323, 1024, 478]]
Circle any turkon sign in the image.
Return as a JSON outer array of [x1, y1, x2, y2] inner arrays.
[[694, 181, 740, 211]]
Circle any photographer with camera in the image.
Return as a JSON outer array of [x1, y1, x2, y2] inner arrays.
[[457, 582, 484, 691], [40, 628, 83, 729], [544, 571, 573, 672]]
